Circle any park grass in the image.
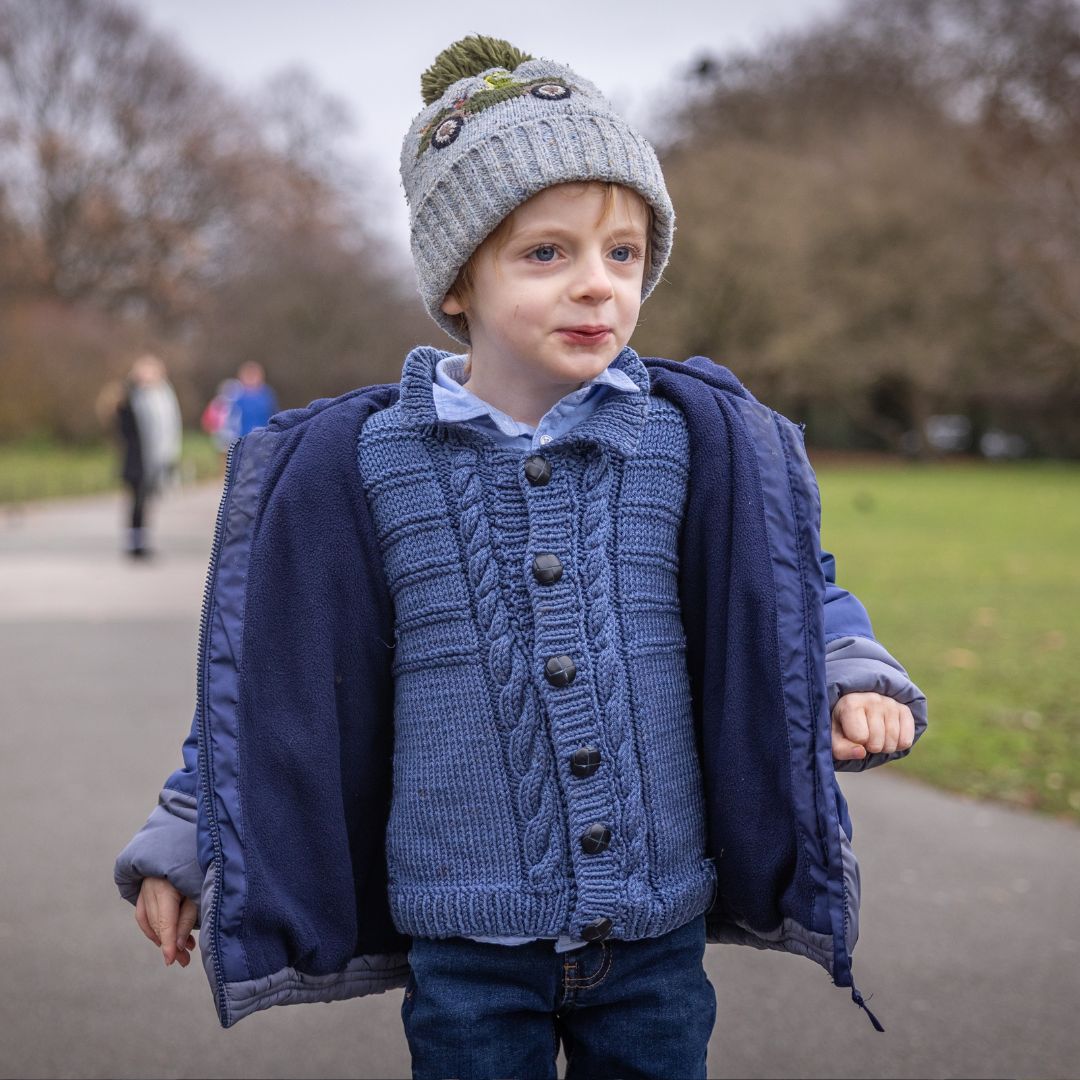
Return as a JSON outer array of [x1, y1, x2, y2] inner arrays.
[[0, 433, 221, 503], [816, 459, 1080, 823]]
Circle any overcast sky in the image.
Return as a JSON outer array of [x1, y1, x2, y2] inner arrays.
[[129, 0, 847, 249]]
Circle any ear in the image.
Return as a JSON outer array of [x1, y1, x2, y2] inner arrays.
[[441, 292, 466, 316]]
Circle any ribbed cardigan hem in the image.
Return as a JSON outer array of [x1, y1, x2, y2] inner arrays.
[[390, 885, 570, 940], [390, 863, 715, 942]]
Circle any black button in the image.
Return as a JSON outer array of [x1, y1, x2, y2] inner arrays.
[[544, 655, 576, 687], [570, 746, 601, 778], [581, 916, 613, 942], [532, 552, 563, 585], [581, 823, 611, 855], [524, 455, 552, 486]]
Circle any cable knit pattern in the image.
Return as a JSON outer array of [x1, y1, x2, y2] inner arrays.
[[357, 346, 715, 942], [448, 443, 561, 890]]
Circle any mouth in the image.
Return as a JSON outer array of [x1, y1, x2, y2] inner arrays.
[[557, 326, 613, 345]]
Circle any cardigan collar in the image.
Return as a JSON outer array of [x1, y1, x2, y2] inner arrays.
[[396, 345, 651, 459]]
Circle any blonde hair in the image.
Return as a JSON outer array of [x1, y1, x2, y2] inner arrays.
[[446, 182, 654, 361]]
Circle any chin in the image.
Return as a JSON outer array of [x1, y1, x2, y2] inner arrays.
[[560, 355, 613, 379]]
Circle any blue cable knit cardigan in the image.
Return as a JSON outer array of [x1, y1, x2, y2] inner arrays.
[[115, 350, 924, 1029]]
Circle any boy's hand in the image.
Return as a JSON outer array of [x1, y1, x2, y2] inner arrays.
[[831, 692, 915, 761], [135, 876, 198, 968]]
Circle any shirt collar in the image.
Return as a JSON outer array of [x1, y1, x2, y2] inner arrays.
[[397, 345, 652, 459], [432, 354, 641, 438]]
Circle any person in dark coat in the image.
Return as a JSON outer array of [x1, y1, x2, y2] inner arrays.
[[115, 354, 182, 558]]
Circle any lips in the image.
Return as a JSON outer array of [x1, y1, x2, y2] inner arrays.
[[558, 326, 612, 345]]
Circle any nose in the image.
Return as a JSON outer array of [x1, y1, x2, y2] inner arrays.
[[570, 250, 614, 304]]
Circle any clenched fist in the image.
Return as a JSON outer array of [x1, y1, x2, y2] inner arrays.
[[831, 692, 915, 762]]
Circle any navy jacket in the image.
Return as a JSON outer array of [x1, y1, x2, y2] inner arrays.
[[115, 355, 925, 1028]]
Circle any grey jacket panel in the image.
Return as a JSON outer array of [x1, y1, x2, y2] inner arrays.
[[114, 788, 202, 906], [707, 915, 837, 975], [825, 635, 928, 772], [706, 820, 862, 965], [838, 824, 861, 952], [223, 953, 411, 1025], [195, 860, 409, 1025]]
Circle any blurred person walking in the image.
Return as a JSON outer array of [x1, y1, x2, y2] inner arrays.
[[114, 354, 182, 559], [231, 361, 278, 437]]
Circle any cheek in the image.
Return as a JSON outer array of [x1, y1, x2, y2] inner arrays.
[[616, 286, 643, 324], [498, 288, 551, 326]]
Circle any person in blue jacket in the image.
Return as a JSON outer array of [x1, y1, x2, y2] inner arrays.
[[230, 361, 278, 437], [115, 37, 927, 1079]]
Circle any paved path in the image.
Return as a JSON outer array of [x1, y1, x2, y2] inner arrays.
[[1, 485, 1077, 1079]]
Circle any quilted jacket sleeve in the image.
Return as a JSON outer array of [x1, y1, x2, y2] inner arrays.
[[821, 551, 928, 772], [113, 711, 202, 906]]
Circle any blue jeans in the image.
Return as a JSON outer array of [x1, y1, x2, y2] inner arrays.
[[401, 914, 715, 1079]]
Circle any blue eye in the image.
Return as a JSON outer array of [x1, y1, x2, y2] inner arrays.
[[531, 245, 557, 262], [610, 245, 635, 263]]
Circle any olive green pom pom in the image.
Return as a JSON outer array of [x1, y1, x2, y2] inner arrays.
[[421, 36, 534, 106]]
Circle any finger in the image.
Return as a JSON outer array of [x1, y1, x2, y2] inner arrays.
[[143, 886, 163, 952], [145, 891, 173, 965], [899, 704, 916, 750], [831, 712, 867, 759], [135, 889, 161, 947], [832, 734, 867, 761], [176, 898, 198, 953], [174, 900, 198, 965], [835, 701, 870, 745], [148, 887, 180, 965], [864, 707, 886, 754], [882, 701, 901, 754]]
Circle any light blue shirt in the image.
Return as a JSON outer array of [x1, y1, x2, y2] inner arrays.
[[432, 352, 644, 952], [432, 354, 641, 451]]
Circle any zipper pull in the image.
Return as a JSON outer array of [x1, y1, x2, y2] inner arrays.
[[851, 984, 885, 1032]]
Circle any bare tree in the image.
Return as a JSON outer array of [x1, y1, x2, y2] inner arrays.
[[191, 67, 431, 405], [0, 0, 430, 438], [0, 0, 251, 324], [643, 0, 1080, 455]]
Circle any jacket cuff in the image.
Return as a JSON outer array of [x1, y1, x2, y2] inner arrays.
[[113, 787, 203, 909], [826, 635, 928, 772]]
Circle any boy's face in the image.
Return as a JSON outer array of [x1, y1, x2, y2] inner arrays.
[[442, 183, 650, 394]]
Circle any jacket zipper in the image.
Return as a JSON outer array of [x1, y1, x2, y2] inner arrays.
[[196, 436, 243, 1026]]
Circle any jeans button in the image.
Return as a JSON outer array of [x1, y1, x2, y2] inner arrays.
[[581, 916, 613, 942]]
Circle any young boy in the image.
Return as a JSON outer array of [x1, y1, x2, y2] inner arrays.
[[116, 37, 926, 1079]]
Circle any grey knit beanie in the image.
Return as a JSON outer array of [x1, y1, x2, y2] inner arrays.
[[401, 36, 675, 343]]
